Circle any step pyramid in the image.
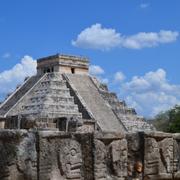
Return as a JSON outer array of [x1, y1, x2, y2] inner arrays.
[[0, 54, 154, 132], [6, 73, 82, 120]]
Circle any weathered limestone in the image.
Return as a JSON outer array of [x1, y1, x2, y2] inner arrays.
[[9, 73, 81, 118], [94, 132, 128, 180], [0, 130, 37, 180], [173, 134, 180, 179], [0, 130, 179, 179], [66, 74, 126, 132], [37, 54, 89, 75], [126, 132, 144, 179], [38, 131, 84, 180], [143, 132, 178, 180]]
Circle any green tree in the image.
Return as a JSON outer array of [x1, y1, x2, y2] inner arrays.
[[151, 110, 170, 132], [151, 105, 180, 133], [168, 105, 180, 133]]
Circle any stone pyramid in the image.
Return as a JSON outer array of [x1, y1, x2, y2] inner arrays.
[[0, 54, 154, 132]]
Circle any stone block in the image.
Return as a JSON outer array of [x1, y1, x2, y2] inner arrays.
[[173, 134, 180, 179], [94, 132, 128, 180], [0, 130, 37, 180], [144, 132, 174, 180], [38, 131, 93, 180], [126, 132, 144, 180]]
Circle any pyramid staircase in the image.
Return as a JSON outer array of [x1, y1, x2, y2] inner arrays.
[[65, 74, 126, 132], [2, 73, 82, 129], [20, 73, 82, 119], [0, 75, 41, 116], [91, 77, 154, 132]]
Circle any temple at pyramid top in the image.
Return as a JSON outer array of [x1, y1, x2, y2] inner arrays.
[[0, 53, 154, 132], [37, 54, 89, 75]]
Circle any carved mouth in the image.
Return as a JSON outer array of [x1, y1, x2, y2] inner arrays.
[[70, 163, 82, 170]]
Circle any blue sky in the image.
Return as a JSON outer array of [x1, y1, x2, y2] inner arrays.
[[0, 0, 180, 117]]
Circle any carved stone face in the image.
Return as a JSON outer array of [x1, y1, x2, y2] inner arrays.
[[59, 139, 82, 179], [68, 147, 82, 171], [109, 139, 128, 177], [159, 138, 174, 173], [144, 136, 174, 179], [17, 133, 37, 180], [146, 138, 159, 160]]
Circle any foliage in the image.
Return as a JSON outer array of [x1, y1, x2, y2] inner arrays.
[[150, 105, 180, 133], [168, 105, 180, 133]]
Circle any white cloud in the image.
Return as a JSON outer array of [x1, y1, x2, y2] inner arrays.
[[89, 65, 104, 75], [0, 55, 36, 100], [89, 65, 180, 117], [72, 24, 121, 50], [118, 69, 180, 117], [140, 3, 149, 9], [72, 24, 179, 50], [114, 71, 126, 83], [123, 30, 179, 49], [2, 53, 11, 59], [89, 66, 180, 117], [89, 64, 108, 84]]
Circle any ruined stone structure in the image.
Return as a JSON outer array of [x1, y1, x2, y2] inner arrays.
[[0, 130, 180, 180], [0, 54, 179, 180], [0, 54, 153, 132]]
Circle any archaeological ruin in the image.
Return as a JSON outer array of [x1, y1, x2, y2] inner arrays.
[[0, 54, 180, 180]]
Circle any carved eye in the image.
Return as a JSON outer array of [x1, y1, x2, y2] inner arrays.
[[71, 149, 77, 156], [169, 146, 173, 151]]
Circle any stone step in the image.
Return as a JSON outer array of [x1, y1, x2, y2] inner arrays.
[[22, 111, 82, 119], [18, 73, 83, 120], [113, 106, 136, 115], [45, 97, 74, 104], [118, 115, 153, 131], [100, 91, 125, 105], [118, 114, 143, 122], [40, 112, 82, 119], [66, 74, 125, 132], [39, 82, 67, 89], [23, 103, 79, 112], [118, 114, 136, 121], [30, 95, 74, 104], [34, 88, 70, 96], [43, 79, 64, 84], [100, 91, 118, 101], [113, 108, 126, 114], [126, 124, 153, 131], [44, 73, 64, 81], [110, 100, 126, 108]]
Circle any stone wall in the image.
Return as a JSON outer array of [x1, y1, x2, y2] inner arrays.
[[0, 130, 180, 180], [37, 54, 89, 75], [0, 130, 37, 180]]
